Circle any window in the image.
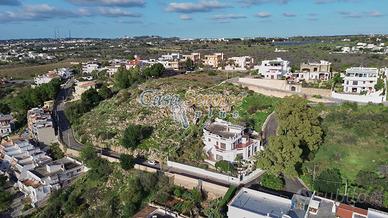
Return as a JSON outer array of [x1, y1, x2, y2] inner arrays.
[[220, 143, 226, 149], [216, 155, 223, 161], [352, 81, 358, 85], [208, 138, 211, 142]]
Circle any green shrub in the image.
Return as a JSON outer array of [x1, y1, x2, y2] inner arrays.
[[215, 160, 235, 173], [119, 154, 135, 170], [260, 174, 285, 190]]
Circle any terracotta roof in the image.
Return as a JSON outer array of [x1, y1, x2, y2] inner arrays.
[[336, 203, 368, 218], [22, 179, 41, 188], [235, 139, 255, 149], [132, 205, 157, 218]]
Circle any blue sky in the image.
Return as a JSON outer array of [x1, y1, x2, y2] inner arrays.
[[0, 0, 387, 39]]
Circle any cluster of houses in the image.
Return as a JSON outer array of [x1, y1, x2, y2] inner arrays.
[[336, 40, 388, 54], [34, 68, 72, 85], [0, 138, 85, 207], [0, 50, 56, 63], [228, 187, 388, 218]]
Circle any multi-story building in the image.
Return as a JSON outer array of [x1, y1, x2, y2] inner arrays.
[[225, 56, 255, 71], [343, 67, 379, 94], [182, 52, 201, 63], [255, 58, 291, 79], [27, 108, 57, 146], [159, 53, 181, 61], [227, 187, 388, 218], [17, 157, 85, 206], [0, 113, 14, 138], [56, 68, 73, 79], [0, 139, 52, 178], [297, 60, 332, 82], [82, 62, 100, 74], [203, 53, 224, 68], [203, 119, 261, 163]]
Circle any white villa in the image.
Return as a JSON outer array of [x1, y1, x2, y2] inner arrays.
[[255, 58, 291, 79], [82, 62, 100, 74], [343, 67, 379, 94], [225, 56, 255, 71], [203, 119, 261, 163], [297, 60, 332, 82]]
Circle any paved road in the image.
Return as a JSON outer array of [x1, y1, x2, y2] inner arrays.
[[53, 78, 83, 151]]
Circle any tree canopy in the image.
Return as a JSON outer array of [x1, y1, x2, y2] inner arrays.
[[121, 124, 153, 149], [257, 96, 323, 176]]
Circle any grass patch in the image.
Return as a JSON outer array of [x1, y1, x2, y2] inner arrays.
[[305, 104, 388, 181]]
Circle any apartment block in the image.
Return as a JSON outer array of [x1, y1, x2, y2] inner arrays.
[[343, 67, 379, 94], [203, 53, 224, 68], [297, 60, 332, 82], [27, 108, 57, 146], [0, 113, 14, 138], [255, 58, 291, 79]]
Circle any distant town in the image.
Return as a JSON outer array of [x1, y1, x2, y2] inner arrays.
[[1, 35, 387, 217]]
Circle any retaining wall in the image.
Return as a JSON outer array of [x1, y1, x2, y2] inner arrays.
[[331, 92, 385, 103]]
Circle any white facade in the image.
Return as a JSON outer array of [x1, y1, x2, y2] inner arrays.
[[225, 56, 254, 71], [57, 68, 72, 79], [203, 53, 224, 68], [0, 139, 52, 179], [0, 113, 14, 138], [159, 53, 181, 61], [34, 72, 59, 85], [203, 119, 261, 163], [255, 58, 291, 79], [343, 67, 379, 94], [82, 63, 100, 74], [27, 108, 57, 146], [17, 157, 85, 206]]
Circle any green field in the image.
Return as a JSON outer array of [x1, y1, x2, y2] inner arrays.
[[304, 103, 388, 181]]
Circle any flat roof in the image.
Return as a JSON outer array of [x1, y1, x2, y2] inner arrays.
[[229, 188, 291, 217]]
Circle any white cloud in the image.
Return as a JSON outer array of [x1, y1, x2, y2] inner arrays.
[[255, 11, 271, 18], [179, 14, 192, 20], [166, 0, 229, 13], [283, 12, 296, 17], [212, 14, 247, 21], [66, 0, 145, 7]]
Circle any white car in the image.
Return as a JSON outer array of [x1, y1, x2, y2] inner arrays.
[[147, 160, 157, 165]]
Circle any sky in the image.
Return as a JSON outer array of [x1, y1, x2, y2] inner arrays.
[[0, 0, 387, 39]]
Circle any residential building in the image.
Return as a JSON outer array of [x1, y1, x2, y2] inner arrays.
[[74, 81, 96, 100], [203, 53, 224, 68], [182, 52, 201, 63], [0, 113, 14, 138], [34, 71, 59, 86], [82, 62, 100, 74], [159, 53, 181, 61], [203, 119, 261, 163], [343, 67, 379, 94], [255, 58, 291, 79], [27, 108, 57, 146], [225, 56, 255, 71], [56, 68, 72, 79], [158, 60, 183, 71], [17, 157, 85, 206], [0, 139, 52, 178], [228, 188, 350, 218], [297, 60, 332, 82]]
